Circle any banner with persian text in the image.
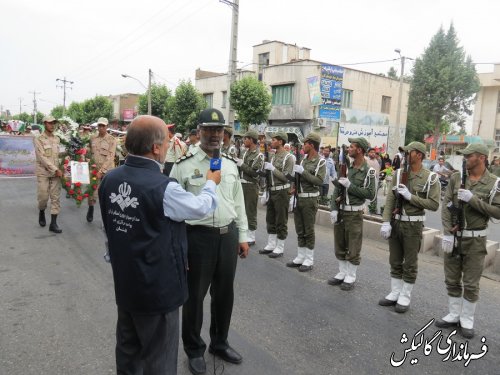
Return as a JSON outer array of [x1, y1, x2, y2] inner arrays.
[[0, 135, 36, 177], [318, 64, 344, 121]]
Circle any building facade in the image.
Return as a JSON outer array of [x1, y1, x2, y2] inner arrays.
[[107, 93, 140, 122]]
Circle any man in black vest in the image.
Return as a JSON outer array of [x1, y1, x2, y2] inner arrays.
[[99, 115, 221, 375]]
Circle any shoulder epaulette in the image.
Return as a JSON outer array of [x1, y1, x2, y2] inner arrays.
[[175, 152, 194, 164], [222, 152, 237, 163]]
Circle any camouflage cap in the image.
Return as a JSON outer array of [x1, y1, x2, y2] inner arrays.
[[457, 143, 489, 156], [42, 115, 57, 123], [224, 126, 234, 136], [403, 141, 426, 155], [304, 132, 321, 144], [348, 137, 370, 152], [244, 129, 259, 141], [272, 131, 288, 143]]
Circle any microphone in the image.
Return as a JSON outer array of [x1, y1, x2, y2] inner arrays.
[[210, 148, 222, 171]]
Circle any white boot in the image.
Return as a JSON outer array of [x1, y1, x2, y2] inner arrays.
[[259, 234, 277, 254], [248, 230, 256, 245], [435, 297, 462, 328], [301, 249, 314, 267], [460, 299, 477, 339], [328, 260, 347, 285], [340, 263, 358, 290], [291, 247, 306, 265], [269, 239, 285, 258], [395, 282, 414, 313], [379, 278, 403, 306]]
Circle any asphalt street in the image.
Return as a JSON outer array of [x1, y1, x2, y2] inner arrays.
[[1, 177, 499, 375]]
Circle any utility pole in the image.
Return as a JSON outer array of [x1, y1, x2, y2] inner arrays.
[[148, 68, 152, 116], [56, 77, 74, 115], [221, 0, 239, 129], [19, 97, 23, 115], [29, 90, 41, 124]]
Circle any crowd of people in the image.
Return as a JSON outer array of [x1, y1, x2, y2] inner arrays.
[[30, 109, 500, 375]]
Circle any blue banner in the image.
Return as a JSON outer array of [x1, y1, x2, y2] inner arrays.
[[319, 64, 344, 121]]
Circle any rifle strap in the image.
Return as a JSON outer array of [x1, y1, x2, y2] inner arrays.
[[364, 167, 377, 202]]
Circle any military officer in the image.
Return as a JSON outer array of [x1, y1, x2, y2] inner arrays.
[[328, 137, 376, 290], [170, 108, 248, 375], [435, 144, 500, 339], [234, 129, 264, 246], [221, 126, 237, 157], [33, 115, 63, 233], [259, 131, 294, 258], [379, 142, 440, 312], [164, 124, 187, 176], [286, 132, 326, 272], [86, 117, 117, 222]]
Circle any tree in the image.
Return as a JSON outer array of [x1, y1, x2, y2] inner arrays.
[[51, 106, 65, 119], [405, 24, 479, 146], [387, 66, 398, 80], [164, 80, 206, 135], [138, 83, 171, 118], [66, 102, 83, 123], [229, 76, 272, 129], [12, 111, 45, 123], [79, 96, 113, 124]]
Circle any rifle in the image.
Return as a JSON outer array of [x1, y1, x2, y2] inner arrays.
[[447, 158, 466, 259], [292, 143, 302, 212], [260, 142, 271, 201], [235, 137, 241, 158], [391, 151, 410, 225], [334, 145, 347, 223]]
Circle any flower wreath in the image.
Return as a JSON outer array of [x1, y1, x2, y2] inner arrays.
[[56, 117, 100, 207]]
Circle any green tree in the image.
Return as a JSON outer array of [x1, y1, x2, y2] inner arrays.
[[66, 102, 83, 123], [405, 24, 479, 146], [387, 66, 398, 80], [138, 83, 171, 117], [79, 96, 113, 124], [13, 112, 32, 122], [165, 80, 206, 135], [50, 105, 64, 119], [229, 76, 271, 129]]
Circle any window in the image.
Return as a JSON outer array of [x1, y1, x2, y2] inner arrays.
[[203, 93, 213, 108], [495, 129, 500, 153], [341, 89, 353, 108], [381, 96, 392, 114], [258, 53, 270, 81], [221, 91, 227, 108], [272, 85, 293, 105]]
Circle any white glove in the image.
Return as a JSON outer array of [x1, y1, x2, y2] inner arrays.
[[330, 210, 338, 224], [293, 164, 304, 174], [338, 177, 351, 189], [442, 235, 454, 253], [264, 162, 275, 171], [458, 189, 473, 202], [380, 222, 392, 240], [397, 184, 412, 201], [235, 158, 243, 167]]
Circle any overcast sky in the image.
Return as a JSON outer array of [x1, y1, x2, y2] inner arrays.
[[2, 0, 499, 117]]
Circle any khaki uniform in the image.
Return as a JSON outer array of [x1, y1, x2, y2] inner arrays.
[[331, 161, 376, 265], [382, 167, 440, 283], [442, 170, 500, 302], [489, 164, 500, 177], [295, 156, 326, 249], [266, 150, 294, 240], [164, 136, 187, 176], [34, 133, 61, 214], [239, 148, 264, 231], [90, 133, 117, 202]]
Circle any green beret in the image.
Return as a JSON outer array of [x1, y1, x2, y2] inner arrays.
[[348, 137, 370, 152], [244, 129, 259, 141], [273, 131, 288, 143], [403, 141, 426, 155], [304, 132, 321, 144], [457, 143, 489, 156]]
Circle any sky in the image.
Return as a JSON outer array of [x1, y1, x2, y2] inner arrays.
[[2, 0, 499, 117]]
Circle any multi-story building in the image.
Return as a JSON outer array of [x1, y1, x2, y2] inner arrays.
[[195, 40, 409, 155], [107, 93, 140, 123], [472, 63, 500, 155]]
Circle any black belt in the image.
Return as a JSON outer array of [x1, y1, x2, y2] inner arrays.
[[187, 221, 235, 235]]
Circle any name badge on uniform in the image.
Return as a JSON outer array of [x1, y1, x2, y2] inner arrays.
[[191, 169, 204, 179]]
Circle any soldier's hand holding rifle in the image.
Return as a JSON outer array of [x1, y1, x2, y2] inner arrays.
[[441, 235, 454, 253]]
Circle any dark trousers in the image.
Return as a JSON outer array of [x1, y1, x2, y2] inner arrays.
[[115, 307, 179, 375], [266, 189, 289, 240], [182, 222, 239, 358], [242, 183, 258, 231], [321, 184, 329, 197]]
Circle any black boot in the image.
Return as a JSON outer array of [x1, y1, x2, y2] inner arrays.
[[86, 206, 94, 222], [49, 214, 62, 233], [39, 210, 46, 227]]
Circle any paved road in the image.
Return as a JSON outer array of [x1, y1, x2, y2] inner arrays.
[[1, 178, 499, 374]]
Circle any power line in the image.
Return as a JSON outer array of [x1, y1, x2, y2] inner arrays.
[[56, 77, 74, 115]]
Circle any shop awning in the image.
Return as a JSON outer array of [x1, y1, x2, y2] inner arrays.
[[265, 125, 304, 142]]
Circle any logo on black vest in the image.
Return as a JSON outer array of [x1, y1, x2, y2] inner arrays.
[[109, 182, 139, 211]]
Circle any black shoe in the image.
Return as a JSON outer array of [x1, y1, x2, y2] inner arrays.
[[259, 249, 273, 254], [188, 356, 206, 375], [248, 241, 255, 246], [434, 319, 459, 328], [268, 252, 283, 258], [460, 327, 475, 339], [378, 298, 397, 307], [298, 265, 313, 272], [38, 210, 46, 227], [395, 303, 409, 313], [327, 277, 344, 286], [340, 282, 354, 291], [286, 261, 301, 268], [86, 206, 94, 222], [49, 214, 62, 234], [208, 346, 242, 364]]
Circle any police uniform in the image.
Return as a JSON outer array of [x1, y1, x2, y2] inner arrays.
[[259, 131, 295, 257], [379, 142, 440, 312], [329, 137, 376, 290], [287, 132, 326, 272], [33, 116, 62, 233], [435, 144, 500, 338], [170, 108, 248, 368], [238, 129, 264, 245]]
